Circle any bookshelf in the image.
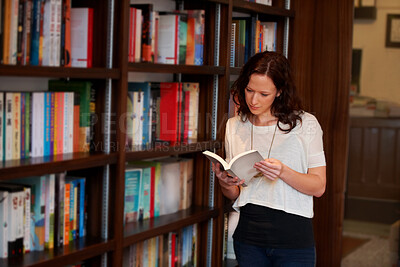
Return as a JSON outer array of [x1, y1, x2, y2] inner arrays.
[[0, 0, 293, 266]]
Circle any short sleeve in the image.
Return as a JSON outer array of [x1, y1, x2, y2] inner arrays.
[[306, 117, 326, 168]]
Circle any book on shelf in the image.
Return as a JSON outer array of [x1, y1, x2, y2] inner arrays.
[[0, 190, 9, 258], [0, 183, 26, 258], [128, 82, 152, 149], [157, 13, 179, 64], [130, 4, 153, 63], [125, 224, 198, 267], [124, 167, 142, 224], [70, 7, 93, 68], [0, 93, 3, 161], [49, 80, 92, 153], [203, 149, 264, 186]]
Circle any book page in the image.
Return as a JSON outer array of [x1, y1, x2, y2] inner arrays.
[[229, 150, 264, 185]]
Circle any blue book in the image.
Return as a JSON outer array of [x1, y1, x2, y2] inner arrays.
[[43, 93, 51, 156], [128, 82, 151, 147], [124, 168, 142, 224], [138, 166, 151, 220], [78, 178, 85, 238], [30, 0, 42, 66], [49, 93, 55, 155]]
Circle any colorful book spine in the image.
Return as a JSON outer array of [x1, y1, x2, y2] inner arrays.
[[0, 92, 4, 161], [124, 168, 142, 224], [43, 92, 51, 156], [63, 182, 70, 245], [20, 93, 26, 159], [5, 93, 13, 160], [12, 93, 20, 160], [0, 190, 9, 258], [78, 178, 85, 237], [25, 92, 30, 158]]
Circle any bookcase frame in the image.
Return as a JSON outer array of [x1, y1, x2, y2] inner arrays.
[[0, 0, 296, 266]]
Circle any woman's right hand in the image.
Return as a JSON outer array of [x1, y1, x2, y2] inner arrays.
[[212, 162, 244, 189]]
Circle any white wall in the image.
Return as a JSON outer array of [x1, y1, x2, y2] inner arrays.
[[353, 0, 400, 103]]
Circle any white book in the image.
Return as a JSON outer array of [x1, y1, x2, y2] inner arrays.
[[0, 92, 4, 161], [31, 92, 44, 157], [134, 8, 142, 63], [31, 93, 39, 157], [53, 0, 62, 67], [64, 92, 74, 153], [135, 91, 144, 147], [202, 149, 264, 186], [42, 0, 55, 66], [63, 92, 69, 153], [0, 191, 9, 258], [261, 22, 277, 52], [22, 187, 31, 253], [5, 93, 13, 160], [70, 8, 93, 67], [157, 14, 178, 64]]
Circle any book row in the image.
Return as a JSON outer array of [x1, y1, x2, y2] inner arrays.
[[0, 80, 95, 161], [123, 224, 198, 267], [1, 0, 93, 67], [0, 173, 87, 259], [230, 18, 277, 67], [129, 4, 204, 65], [124, 157, 193, 224], [245, 0, 272, 5], [126, 82, 199, 150]]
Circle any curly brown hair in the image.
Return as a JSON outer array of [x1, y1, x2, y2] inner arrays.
[[231, 51, 303, 133]]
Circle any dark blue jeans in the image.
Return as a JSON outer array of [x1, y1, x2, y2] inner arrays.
[[234, 240, 316, 267]]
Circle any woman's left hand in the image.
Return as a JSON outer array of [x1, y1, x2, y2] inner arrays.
[[254, 158, 284, 181]]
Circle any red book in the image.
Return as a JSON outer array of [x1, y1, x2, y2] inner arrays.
[[159, 82, 180, 143], [63, 0, 72, 67], [128, 7, 134, 62], [149, 166, 155, 218]]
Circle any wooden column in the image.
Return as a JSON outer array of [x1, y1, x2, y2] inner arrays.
[[290, 0, 353, 265]]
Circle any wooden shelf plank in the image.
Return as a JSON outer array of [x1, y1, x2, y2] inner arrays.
[[230, 67, 241, 75], [0, 152, 118, 180], [232, 0, 294, 17], [125, 140, 222, 161], [0, 238, 115, 267], [0, 65, 120, 79], [128, 63, 225, 75], [123, 206, 219, 247]]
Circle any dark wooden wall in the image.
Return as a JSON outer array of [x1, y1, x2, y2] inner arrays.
[[290, 0, 353, 265]]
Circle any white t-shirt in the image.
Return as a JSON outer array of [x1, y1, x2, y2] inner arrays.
[[225, 112, 326, 218]]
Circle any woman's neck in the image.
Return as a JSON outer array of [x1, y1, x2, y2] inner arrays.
[[251, 114, 278, 126]]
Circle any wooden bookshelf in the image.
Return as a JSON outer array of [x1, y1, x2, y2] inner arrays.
[[0, 0, 300, 266], [0, 65, 120, 79], [128, 63, 225, 75], [0, 238, 115, 267], [123, 206, 219, 247], [0, 153, 117, 180]]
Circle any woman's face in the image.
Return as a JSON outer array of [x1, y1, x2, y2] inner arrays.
[[245, 74, 280, 120]]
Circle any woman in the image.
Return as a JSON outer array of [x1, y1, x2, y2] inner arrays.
[[213, 51, 326, 266]]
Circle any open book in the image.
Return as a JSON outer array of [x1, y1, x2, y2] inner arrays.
[[202, 150, 264, 186]]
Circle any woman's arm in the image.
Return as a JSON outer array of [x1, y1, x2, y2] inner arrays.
[[254, 159, 326, 197], [212, 162, 243, 200]]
